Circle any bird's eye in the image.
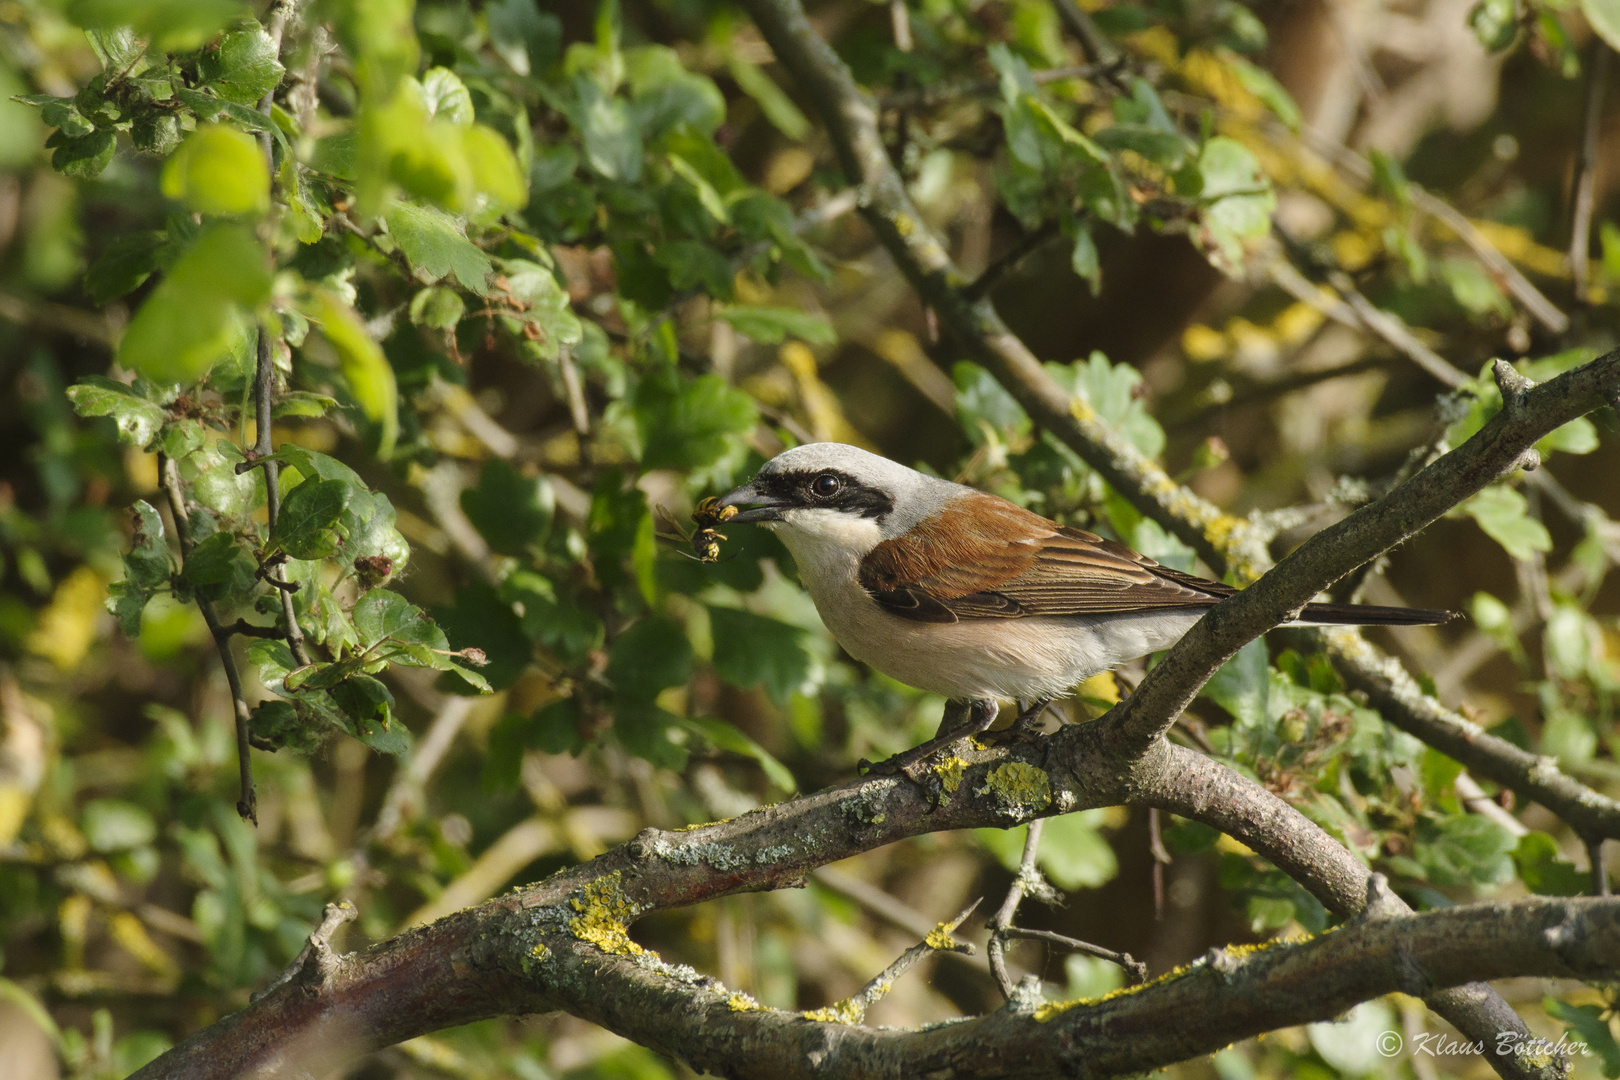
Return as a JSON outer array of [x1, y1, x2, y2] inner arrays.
[[811, 473, 842, 498]]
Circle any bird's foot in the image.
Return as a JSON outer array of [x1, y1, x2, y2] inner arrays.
[[857, 700, 1000, 800]]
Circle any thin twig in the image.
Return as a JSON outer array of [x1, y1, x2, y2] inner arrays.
[[1147, 806, 1171, 920], [1050, 0, 1124, 79], [1570, 42, 1610, 306], [833, 899, 980, 1022], [250, 900, 356, 1003], [1592, 838, 1611, 898], [810, 867, 989, 973], [159, 455, 258, 823], [987, 818, 1049, 998], [964, 220, 1062, 302], [880, 63, 1104, 110], [997, 927, 1147, 984]]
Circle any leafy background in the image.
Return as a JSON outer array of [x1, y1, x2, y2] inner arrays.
[[0, 0, 1618, 1077]]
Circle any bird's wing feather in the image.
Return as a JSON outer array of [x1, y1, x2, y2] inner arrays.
[[857, 492, 1230, 622]]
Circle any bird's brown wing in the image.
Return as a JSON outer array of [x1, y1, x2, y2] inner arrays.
[[857, 491, 1229, 624]]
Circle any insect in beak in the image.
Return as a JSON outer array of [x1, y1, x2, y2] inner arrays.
[[715, 483, 788, 524]]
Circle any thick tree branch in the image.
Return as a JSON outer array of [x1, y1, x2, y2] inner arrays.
[[134, 829, 1620, 1080], [1104, 353, 1620, 756]]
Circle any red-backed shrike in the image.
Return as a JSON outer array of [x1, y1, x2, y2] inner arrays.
[[717, 443, 1450, 757]]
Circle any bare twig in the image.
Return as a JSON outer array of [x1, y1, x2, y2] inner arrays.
[[880, 63, 1104, 111], [1570, 41, 1611, 306], [987, 818, 1049, 998], [1051, 0, 1123, 76], [996, 927, 1146, 984], [1592, 839, 1611, 898], [964, 221, 1063, 302], [249, 900, 356, 1004], [825, 900, 979, 1024], [158, 455, 258, 823]]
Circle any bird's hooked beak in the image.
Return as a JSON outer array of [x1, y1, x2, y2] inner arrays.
[[716, 482, 788, 523]]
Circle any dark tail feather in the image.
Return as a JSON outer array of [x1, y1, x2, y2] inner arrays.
[[1295, 602, 1458, 627]]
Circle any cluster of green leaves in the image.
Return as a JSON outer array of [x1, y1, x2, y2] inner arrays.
[[989, 45, 1276, 288]]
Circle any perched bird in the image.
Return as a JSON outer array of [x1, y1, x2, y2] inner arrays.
[[717, 443, 1451, 758]]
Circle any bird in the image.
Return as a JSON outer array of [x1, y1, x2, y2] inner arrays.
[[715, 443, 1453, 763]]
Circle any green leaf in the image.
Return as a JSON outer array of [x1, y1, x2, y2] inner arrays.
[[1456, 485, 1552, 561], [66, 376, 166, 448], [305, 293, 399, 459], [1093, 124, 1193, 170], [495, 259, 582, 360], [717, 305, 836, 345], [66, 0, 245, 53], [1193, 137, 1276, 275], [81, 799, 157, 852], [1546, 999, 1620, 1077], [1582, 0, 1620, 54], [117, 224, 270, 384], [460, 458, 553, 556], [161, 124, 269, 216], [408, 286, 465, 330], [578, 79, 642, 182], [274, 477, 351, 560], [189, 437, 265, 521], [1538, 416, 1599, 456], [1049, 351, 1166, 456], [384, 202, 492, 294], [679, 716, 796, 792], [487, 0, 561, 75], [50, 129, 115, 178], [708, 606, 811, 705], [178, 531, 257, 602], [272, 391, 339, 418], [1070, 223, 1101, 296], [1512, 832, 1591, 896], [84, 231, 168, 304], [725, 53, 806, 140], [611, 700, 688, 770], [1038, 809, 1119, 890], [353, 588, 444, 652], [108, 501, 170, 635], [1203, 637, 1269, 727], [955, 361, 1031, 442], [197, 22, 285, 105], [131, 112, 181, 156], [420, 67, 473, 125], [123, 500, 172, 591], [606, 616, 692, 700], [632, 369, 758, 471], [1224, 53, 1301, 129], [329, 674, 409, 755], [1413, 814, 1516, 887]]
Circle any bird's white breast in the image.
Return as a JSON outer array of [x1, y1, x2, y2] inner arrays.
[[771, 511, 1203, 702]]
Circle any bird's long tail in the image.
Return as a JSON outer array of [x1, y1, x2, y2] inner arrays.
[[1293, 602, 1457, 627]]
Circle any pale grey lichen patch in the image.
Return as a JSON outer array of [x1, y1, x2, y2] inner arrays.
[[649, 837, 755, 872], [755, 843, 795, 864], [843, 778, 899, 826]]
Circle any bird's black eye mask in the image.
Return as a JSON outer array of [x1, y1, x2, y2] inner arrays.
[[755, 469, 894, 520]]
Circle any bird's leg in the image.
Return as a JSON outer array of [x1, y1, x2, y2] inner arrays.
[[859, 699, 999, 777]]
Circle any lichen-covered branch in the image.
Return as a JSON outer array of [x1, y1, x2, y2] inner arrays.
[[132, 824, 1620, 1080]]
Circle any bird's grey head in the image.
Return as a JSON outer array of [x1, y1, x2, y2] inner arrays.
[[717, 443, 963, 545]]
